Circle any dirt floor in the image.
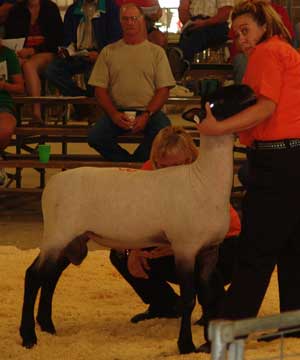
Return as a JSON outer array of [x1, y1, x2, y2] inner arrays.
[[1, 196, 300, 360]]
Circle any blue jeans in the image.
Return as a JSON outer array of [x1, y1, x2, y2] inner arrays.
[[45, 56, 94, 97], [179, 22, 229, 62], [232, 53, 248, 85], [88, 111, 171, 162]]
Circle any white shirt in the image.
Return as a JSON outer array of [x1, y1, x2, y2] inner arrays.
[[189, 0, 234, 18]]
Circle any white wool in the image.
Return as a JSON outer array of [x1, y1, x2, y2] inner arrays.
[[40, 133, 234, 262]]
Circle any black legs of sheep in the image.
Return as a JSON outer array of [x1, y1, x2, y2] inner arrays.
[[20, 255, 70, 348], [176, 258, 197, 354]]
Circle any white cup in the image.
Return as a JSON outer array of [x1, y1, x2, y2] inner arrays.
[[124, 111, 136, 128]]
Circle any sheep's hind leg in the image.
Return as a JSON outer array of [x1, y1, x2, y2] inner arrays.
[[176, 257, 197, 354], [36, 256, 70, 334], [19, 255, 43, 348], [37, 233, 89, 334]]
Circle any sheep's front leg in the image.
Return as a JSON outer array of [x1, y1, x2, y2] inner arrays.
[[176, 256, 196, 354], [20, 256, 42, 348]]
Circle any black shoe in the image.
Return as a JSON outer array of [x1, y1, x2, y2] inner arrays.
[[197, 341, 211, 353], [194, 314, 206, 326], [131, 305, 181, 324]]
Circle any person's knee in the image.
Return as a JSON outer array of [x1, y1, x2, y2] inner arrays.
[[147, 113, 171, 135], [87, 121, 109, 148], [0, 116, 16, 149], [45, 59, 63, 80]]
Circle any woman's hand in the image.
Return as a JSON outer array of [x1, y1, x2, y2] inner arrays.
[[127, 249, 151, 279], [196, 102, 225, 136], [87, 51, 98, 63], [188, 18, 207, 31], [17, 48, 35, 59]]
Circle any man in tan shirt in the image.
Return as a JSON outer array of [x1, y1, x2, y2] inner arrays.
[[88, 3, 175, 162]]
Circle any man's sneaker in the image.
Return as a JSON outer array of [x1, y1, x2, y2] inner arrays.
[[167, 47, 190, 82], [0, 168, 8, 187]]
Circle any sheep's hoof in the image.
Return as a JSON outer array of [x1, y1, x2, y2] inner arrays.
[[37, 317, 56, 334], [21, 331, 37, 349], [177, 340, 196, 354]]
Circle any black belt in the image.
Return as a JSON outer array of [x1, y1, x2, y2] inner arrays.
[[252, 139, 300, 150]]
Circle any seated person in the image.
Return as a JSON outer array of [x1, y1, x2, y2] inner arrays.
[[110, 126, 241, 323], [0, 41, 24, 186], [116, 0, 167, 48], [0, 0, 15, 35], [45, 0, 122, 120], [168, 0, 234, 81], [4, 0, 63, 122], [87, 3, 175, 162]]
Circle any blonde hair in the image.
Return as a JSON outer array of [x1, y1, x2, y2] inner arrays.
[[232, 0, 292, 45], [150, 126, 198, 169]]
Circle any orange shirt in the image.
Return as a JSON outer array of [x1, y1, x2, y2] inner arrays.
[[240, 36, 300, 146], [141, 160, 241, 237]]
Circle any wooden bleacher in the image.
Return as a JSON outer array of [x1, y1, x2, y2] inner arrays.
[[0, 95, 246, 195]]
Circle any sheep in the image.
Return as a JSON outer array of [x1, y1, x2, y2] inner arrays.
[[19, 85, 256, 354]]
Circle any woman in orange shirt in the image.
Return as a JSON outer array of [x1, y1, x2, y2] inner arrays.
[[197, 0, 300, 349], [110, 126, 241, 325]]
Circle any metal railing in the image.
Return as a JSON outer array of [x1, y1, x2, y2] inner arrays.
[[209, 310, 300, 360]]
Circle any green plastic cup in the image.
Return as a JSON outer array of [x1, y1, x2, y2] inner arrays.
[[38, 144, 51, 163]]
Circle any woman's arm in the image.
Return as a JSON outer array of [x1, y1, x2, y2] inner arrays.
[[178, 0, 190, 25], [197, 96, 276, 136]]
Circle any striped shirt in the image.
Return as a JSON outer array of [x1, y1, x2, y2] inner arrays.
[[189, 0, 234, 18]]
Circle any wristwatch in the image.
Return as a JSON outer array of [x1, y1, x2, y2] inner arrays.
[[143, 109, 154, 117]]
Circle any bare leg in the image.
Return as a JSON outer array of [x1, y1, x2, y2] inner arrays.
[[22, 53, 54, 122], [148, 29, 167, 48], [0, 113, 16, 151]]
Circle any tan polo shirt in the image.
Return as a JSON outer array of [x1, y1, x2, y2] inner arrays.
[[89, 39, 175, 108]]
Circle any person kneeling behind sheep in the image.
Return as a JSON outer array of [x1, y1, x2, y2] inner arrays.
[[110, 126, 241, 325]]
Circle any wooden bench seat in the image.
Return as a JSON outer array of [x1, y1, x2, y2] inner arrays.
[[13, 95, 202, 108], [5, 95, 246, 193], [1, 153, 142, 170], [1, 153, 245, 172], [14, 125, 199, 141]]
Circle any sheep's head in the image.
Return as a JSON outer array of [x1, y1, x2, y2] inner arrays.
[[182, 84, 257, 124]]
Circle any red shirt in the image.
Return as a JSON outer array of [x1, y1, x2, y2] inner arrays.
[[25, 23, 45, 48], [141, 160, 241, 237]]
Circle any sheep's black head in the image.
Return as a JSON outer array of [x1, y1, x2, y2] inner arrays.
[[182, 84, 257, 124]]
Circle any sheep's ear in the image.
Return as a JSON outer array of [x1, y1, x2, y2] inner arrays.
[[182, 107, 205, 124]]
